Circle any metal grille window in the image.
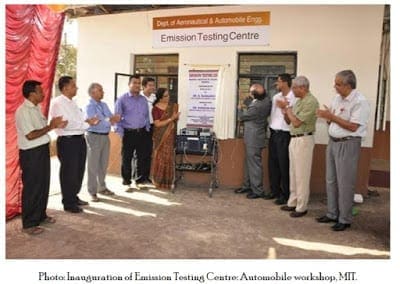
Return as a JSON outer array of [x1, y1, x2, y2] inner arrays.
[[135, 54, 179, 103], [114, 54, 179, 103], [236, 52, 297, 137]]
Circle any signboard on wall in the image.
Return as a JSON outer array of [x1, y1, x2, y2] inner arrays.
[[186, 69, 219, 128], [153, 12, 270, 48]]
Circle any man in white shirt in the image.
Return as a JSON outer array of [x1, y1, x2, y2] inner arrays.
[[316, 70, 370, 231], [139, 77, 156, 185], [264, 73, 296, 205], [15, 80, 67, 235], [49, 76, 99, 213]]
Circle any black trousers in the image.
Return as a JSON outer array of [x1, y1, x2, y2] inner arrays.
[[57, 135, 87, 209], [19, 143, 50, 228], [268, 129, 291, 201], [141, 125, 153, 182], [121, 129, 147, 184]]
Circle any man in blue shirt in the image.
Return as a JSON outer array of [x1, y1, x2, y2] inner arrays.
[[85, 83, 120, 201], [115, 75, 150, 191]]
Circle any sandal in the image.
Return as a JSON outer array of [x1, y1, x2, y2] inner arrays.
[[23, 226, 44, 235], [91, 194, 100, 202], [98, 189, 114, 196], [42, 216, 56, 224]]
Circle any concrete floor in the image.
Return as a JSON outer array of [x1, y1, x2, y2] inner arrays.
[[6, 157, 390, 259]]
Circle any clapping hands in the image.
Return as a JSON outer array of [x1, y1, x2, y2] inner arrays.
[[276, 98, 289, 109], [86, 116, 100, 126], [316, 105, 333, 120], [49, 116, 68, 129], [109, 114, 121, 125], [172, 112, 180, 121]]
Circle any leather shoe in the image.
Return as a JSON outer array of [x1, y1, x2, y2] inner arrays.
[[316, 215, 338, 223], [91, 194, 100, 202], [98, 188, 114, 196], [280, 205, 296, 211], [22, 226, 44, 235], [332, 222, 351, 231], [135, 178, 147, 184], [64, 207, 83, 213], [77, 198, 89, 206], [263, 192, 277, 200], [246, 192, 263, 199], [125, 187, 135, 193], [42, 216, 56, 224], [290, 210, 308, 218], [274, 198, 287, 205], [234, 187, 251, 194]]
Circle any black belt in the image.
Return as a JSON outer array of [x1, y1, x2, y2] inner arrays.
[[270, 128, 290, 134], [20, 142, 50, 152], [291, 132, 313, 138], [124, 127, 145, 133], [330, 136, 361, 142], [88, 131, 109, 136], [59, 134, 84, 138]]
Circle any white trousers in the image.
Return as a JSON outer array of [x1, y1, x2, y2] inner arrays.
[[287, 135, 315, 212]]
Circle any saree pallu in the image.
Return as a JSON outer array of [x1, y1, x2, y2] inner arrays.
[[151, 103, 178, 190]]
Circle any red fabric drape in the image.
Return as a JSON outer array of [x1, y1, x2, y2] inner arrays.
[[5, 5, 64, 219]]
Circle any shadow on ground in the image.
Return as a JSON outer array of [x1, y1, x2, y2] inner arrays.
[[6, 174, 390, 259]]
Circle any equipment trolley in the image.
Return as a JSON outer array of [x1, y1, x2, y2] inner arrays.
[[174, 132, 218, 197]]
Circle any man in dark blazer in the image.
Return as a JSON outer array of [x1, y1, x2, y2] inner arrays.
[[235, 83, 272, 199]]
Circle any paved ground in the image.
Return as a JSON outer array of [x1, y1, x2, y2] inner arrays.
[[5, 158, 390, 259]]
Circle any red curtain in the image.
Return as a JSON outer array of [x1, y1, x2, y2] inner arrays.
[[5, 5, 64, 219]]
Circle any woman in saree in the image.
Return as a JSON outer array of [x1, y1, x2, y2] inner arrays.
[[151, 88, 180, 190]]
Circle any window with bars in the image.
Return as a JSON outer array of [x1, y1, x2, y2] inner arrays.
[[236, 52, 297, 137], [114, 54, 179, 102], [134, 54, 179, 103]]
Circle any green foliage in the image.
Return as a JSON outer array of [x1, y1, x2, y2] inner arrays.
[[56, 42, 77, 79]]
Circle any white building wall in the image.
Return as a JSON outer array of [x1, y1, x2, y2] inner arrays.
[[77, 5, 384, 147]]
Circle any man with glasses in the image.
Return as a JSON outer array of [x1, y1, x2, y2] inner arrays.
[[316, 70, 370, 231], [85, 83, 120, 202], [279, 76, 319, 218]]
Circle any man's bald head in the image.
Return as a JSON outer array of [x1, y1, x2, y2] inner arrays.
[[250, 83, 266, 100]]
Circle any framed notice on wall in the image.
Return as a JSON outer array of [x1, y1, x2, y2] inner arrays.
[[186, 69, 219, 128]]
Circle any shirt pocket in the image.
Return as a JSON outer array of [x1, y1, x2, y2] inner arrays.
[[334, 104, 351, 120]]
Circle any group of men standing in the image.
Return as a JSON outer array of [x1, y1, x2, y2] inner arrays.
[[237, 70, 370, 231], [15, 70, 369, 235], [15, 75, 157, 235]]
